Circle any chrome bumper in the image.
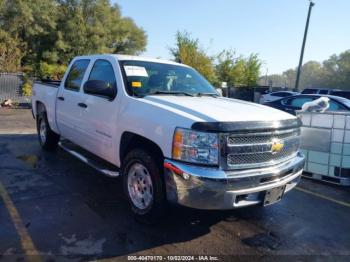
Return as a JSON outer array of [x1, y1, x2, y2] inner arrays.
[[164, 152, 305, 210]]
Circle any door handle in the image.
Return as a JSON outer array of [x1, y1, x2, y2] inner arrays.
[[78, 102, 88, 108], [57, 96, 64, 101]]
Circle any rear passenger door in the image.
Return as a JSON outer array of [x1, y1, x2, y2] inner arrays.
[[78, 58, 119, 162], [56, 59, 90, 143]]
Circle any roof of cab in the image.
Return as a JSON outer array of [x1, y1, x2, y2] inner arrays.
[[73, 54, 189, 67]]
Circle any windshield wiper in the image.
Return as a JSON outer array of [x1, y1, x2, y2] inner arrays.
[[146, 91, 195, 97]]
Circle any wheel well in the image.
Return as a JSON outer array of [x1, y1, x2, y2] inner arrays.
[[36, 101, 46, 116], [120, 132, 164, 165]]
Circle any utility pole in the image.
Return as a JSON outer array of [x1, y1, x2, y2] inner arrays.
[[295, 0, 315, 91]]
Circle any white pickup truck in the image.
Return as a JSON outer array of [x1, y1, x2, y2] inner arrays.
[[32, 54, 305, 219]]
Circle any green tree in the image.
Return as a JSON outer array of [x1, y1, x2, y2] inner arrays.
[[279, 61, 323, 90], [299, 61, 324, 89], [170, 31, 217, 84], [283, 69, 296, 88], [47, 0, 146, 64], [244, 54, 262, 87], [263, 50, 350, 91], [0, 0, 147, 76], [50, 0, 146, 64], [216, 50, 261, 87], [336, 51, 350, 89], [0, 0, 58, 66], [0, 30, 22, 72], [39, 62, 67, 80], [216, 50, 237, 87], [323, 50, 350, 89]]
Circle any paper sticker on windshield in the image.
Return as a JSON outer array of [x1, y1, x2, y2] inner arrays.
[[124, 66, 148, 77]]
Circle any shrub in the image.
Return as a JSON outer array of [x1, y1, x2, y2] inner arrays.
[[39, 62, 67, 80], [22, 80, 33, 97]]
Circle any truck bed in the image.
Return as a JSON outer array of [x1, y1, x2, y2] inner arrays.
[[32, 80, 60, 134]]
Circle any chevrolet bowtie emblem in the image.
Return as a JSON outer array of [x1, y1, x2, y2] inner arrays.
[[271, 140, 284, 154]]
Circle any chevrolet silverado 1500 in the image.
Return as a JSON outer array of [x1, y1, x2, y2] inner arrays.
[[32, 54, 305, 219]]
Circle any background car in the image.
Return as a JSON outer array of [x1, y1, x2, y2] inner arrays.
[[259, 91, 299, 104], [301, 88, 332, 95], [263, 94, 350, 115], [301, 88, 344, 95], [330, 90, 350, 100]]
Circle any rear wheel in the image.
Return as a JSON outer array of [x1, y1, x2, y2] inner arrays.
[[37, 113, 60, 151], [122, 149, 166, 222]]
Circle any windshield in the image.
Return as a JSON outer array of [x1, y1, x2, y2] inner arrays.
[[119, 60, 218, 97]]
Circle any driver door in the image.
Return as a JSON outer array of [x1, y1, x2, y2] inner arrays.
[[77, 58, 119, 162]]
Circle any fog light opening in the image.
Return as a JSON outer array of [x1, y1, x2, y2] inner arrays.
[[235, 194, 248, 204]]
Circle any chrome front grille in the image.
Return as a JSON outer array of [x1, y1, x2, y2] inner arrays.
[[224, 128, 300, 170], [227, 128, 300, 145]]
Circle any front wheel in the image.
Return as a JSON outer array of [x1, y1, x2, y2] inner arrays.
[[37, 113, 60, 151], [122, 149, 166, 221]]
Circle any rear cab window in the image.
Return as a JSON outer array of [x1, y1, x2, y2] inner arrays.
[[64, 59, 90, 91]]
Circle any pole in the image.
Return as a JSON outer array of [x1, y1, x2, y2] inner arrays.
[[295, 1, 315, 91]]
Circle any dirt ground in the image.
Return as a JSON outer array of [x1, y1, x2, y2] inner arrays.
[[1, 109, 350, 261]]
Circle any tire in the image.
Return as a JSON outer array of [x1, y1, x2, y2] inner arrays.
[[37, 112, 60, 151], [122, 148, 166, 222]]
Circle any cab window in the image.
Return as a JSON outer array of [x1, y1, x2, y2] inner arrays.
[[64, 59, 90, 91], [88, 59, 117, 90]]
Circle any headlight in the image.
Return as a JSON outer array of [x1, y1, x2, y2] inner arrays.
[[172, 127, 219, 165]]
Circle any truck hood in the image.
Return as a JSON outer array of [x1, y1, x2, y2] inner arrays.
[[142, 96, 295, 123]]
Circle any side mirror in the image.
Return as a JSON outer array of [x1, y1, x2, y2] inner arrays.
[[83, 80, 117, 100]]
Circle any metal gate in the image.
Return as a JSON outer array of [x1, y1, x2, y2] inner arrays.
[[0, 73, 25, 102]]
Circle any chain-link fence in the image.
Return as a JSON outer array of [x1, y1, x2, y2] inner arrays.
[[0, 72, 30, 104]]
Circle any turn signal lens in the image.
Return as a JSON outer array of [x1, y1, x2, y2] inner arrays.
[[172, 129, 183, 159]]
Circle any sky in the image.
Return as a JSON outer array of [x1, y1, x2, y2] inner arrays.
[[113, 0, 350, 75]]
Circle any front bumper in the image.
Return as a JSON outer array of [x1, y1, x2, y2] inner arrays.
[[164, 152, 305, 209]]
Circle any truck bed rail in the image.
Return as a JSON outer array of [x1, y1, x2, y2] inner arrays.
[[34, 80, 61, 88]]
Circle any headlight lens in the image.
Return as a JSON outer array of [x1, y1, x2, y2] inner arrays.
[[172, 127, 219, 165]]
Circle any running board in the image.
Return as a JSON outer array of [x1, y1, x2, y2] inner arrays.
[[58, 140, 120, 178]]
